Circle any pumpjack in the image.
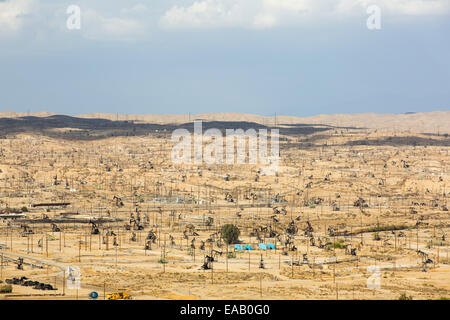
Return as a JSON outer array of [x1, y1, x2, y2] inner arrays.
[[90, 221, 100, 235], [17, 258, 24, 270], [145, 240, 152, 250], [286, 220, 298, 235], [201, 255, 214, 270], [304, 221, 314, 236], [21, 224, 34, 237], [146, 230, 157, 243]]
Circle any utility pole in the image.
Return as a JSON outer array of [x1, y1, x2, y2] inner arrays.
[[226, 245, 228, 272], [260, 273, 262, 298], [78, 238, 81, 262]]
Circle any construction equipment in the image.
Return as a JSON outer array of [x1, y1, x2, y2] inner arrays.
[[107, 289, 132, 300]]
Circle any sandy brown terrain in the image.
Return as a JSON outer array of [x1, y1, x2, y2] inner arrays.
[[0, 112, 449, 300]]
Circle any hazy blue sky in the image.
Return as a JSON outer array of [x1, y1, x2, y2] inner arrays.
[[0, 0, 449, 116]]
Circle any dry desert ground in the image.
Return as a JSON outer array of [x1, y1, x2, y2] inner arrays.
[[0, 112, 449, 300]]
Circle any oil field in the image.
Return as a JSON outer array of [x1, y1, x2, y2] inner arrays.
[[0, 111, 449, 300]]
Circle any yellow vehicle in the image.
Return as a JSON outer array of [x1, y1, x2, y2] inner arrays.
[[107, 289, 132, 300]]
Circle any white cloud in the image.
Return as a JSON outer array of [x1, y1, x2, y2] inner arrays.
[[337, 0, 449, 15], [377, 0, 449, 15], [120, 3, 149, 15], [0, 1, 151, 41], [0, 0, 36, 35], [159, 0, 257, 29], [81, 8, 148, 41], [159, 0, 450, 29]]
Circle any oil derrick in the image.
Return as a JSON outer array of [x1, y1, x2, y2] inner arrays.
[[131, 219, 144, 231], [246, 192, 257, 200], [225, 192, 234, 202], [286, 220, 298, 235], [332, 201, 340, 211], [211, 250, 222, 258], [353, 197, 368, 208], [51, 223, 60, 232], [90, 221, 100, 235], [107, 230, 116, 237], [17, 258, 24, 270], [20, 224, 34, 237], [205, 217, 214, 227], [328, 227, 336, 236], [348, 248, 357, 256], [304, 221, 314, 236], [268, 226, 277, 238], [113, 195, 124, 207], [317, 237, 325, 248], [146, 229, 157, 243], [201, 255, 214, 270], [309, 235, 315, 247], [185, 224, 199, 236]]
